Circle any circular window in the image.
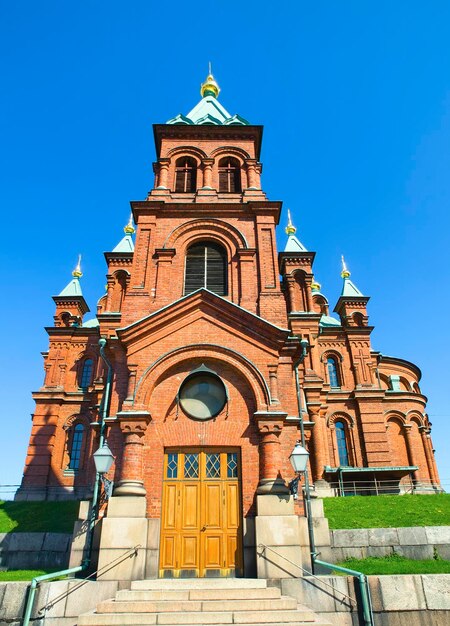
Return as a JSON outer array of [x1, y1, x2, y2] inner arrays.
[[179, 371, 227, 420]]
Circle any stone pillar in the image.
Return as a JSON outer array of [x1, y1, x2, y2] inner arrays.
[[268, 365, 279, 403], [125, 365, 138, 403], [255, 412, 288, 494], [156, 158, 170, 189], [105, 275, 115, 311], [201, 158, 214, 189], [245, 159, 258, 189], [420, 427, 438, 485], [114, 413, 151, 497], [286, 275, 297, 312]]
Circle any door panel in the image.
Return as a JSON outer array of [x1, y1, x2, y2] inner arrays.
[[160, 449, 242, 578]]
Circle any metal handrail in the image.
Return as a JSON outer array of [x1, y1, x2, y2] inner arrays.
[[22, 545, 140, 626], [257, 543, 356, 606]]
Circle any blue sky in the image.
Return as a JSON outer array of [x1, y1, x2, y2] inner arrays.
[[1, 1, 449, 495]]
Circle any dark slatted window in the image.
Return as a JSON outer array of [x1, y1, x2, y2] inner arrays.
[[184, 242, 227, 296], [218, 157, 241, 193], [175, 157, 197, 192], [68, 424, 84, 470]]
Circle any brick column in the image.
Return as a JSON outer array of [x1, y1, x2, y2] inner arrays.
[[255, 412, 289, 494], [114, 412, 151, 497], [156, 158, 170, 189], [402, 424, 418, 482], [245, 159, 258, 189], [419, 426, 438, 485], [201, 158, 214, 188]]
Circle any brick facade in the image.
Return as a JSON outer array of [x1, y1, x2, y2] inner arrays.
[[17, 85, 441, 509]]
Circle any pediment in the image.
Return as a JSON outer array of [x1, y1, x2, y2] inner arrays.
[[117, 289, 291, 354]]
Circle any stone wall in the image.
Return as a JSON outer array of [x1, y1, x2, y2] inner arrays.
[[330, 526, 450, 562], [0, 580, 121, 626], [274, 574, 450, 626], [0, 533, 71, 570]]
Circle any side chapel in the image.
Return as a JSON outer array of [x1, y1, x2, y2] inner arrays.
[[18, 72, 441, 578]]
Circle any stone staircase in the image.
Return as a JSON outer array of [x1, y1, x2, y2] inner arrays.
[[77, 578, 332, 626]]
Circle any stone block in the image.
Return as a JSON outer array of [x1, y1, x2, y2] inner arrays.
[[310, 498, 325, 518], [422, 575, 450, 610], [281, 576, 342, 612], [256, 494, 294, 516], [97, 546, 146, 581], [243, 517, 255, 547], [78, 500, 91, 520], [7, 533, 45, 551], [99, 517, 148, 549], [378, 575, 426, 610], [106, 496, 147, 518], [256, 544, 303, 578], [332, 529, 368, 548], [339, 547, 367, 560], [298, 517, 309, 546], [145, 548, 159, 579], [425, 526, 450, 545], [255, 515, 301, 547], [43, 532, 71, 552], [316, 612, 353, 626], [312, 518, 331, 546], [368, 528, 399, 547], [367, 546, 393, 558], [0, 583, 29, 619], [146, 519, 160, 551], [394, 545, 434, 560], [34, 581, 70, 618], [243, 546, 256, 578], [433, 545, 450, 560], [64, 580, 118, 616], [397, 526, 427, 546]]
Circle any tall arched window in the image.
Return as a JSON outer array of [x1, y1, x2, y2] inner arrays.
[[79, 359, 94, 389], [335, 421, 350, 466], [218, 157, 241, 193], [174, 157, 197, 192], [68, 423, 84, 470], [327, 357, 340, 388], [184, 242, 227, 296]]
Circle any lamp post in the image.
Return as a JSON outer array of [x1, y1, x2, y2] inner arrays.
[[289, 440, 316, 574], [83, 441, 115, 567], [93, 441, 115, 499]]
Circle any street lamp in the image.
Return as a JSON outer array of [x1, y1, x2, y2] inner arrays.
[[289, 440, 317, 574], [93, 441, 115, 499]]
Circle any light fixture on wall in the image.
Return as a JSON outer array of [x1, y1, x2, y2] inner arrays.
[[93, 441, 115, 499]]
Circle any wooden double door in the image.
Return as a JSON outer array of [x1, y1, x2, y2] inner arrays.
[[159, 448, 243, 578]]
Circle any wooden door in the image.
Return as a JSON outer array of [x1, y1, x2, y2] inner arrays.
[[159, 449, 242, 578]]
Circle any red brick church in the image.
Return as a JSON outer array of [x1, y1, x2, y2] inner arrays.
[[18, 72, 440, 577]]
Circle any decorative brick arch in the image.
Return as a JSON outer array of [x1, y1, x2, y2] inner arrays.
[[406, 411, 425, 427], [327, 411, 354, 428], [210, 146, 251, 162], [163, 218, 248, 251], [384, 410, 406, 426], [134, 344, 271, 412], [166, 146, 208, 163], [385, 412, 409, 467]]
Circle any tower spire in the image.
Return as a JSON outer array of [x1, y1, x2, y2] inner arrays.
[[285, 209, 297, 235], [124, 213, 135, 235], [200, 66, 220, 99], [72, 254, 82, 278], [341, 255, 350, 279]]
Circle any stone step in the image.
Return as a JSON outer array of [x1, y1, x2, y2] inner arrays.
[[96, 597, 298, 614], [157, 609, 316, 624], [115, 587, 281, 602], [131, 578, 267, 591], [78, 616, 329, 626]]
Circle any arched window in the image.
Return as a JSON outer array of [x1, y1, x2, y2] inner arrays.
[[79, 359, 94, 389], [68, 423, 84, 470], [184, 242, 227, 296], [335, 421, 350, 466], [327, 357, 340, 388], [174, 157, 197, 192], [218, 157, 241, 193]]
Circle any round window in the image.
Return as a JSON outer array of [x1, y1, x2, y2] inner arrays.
[[179, 372, 227, 420]]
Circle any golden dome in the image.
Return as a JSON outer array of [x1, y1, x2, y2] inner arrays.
[[341, 255, 351, 279], [285, 209, 297, 235], [200, 65, 220, 99], [72, 254, 82, 278], [124, 213, 135, 234]]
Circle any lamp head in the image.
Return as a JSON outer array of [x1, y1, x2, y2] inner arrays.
[[289, 440, 309, 473], [93, 441, 115, 475]]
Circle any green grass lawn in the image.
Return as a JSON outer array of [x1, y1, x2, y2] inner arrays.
[[323, 494, 450, 529], [335, 553, 450, 575], [0, 570, 64, 581], [0, 500, 79, 533]]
